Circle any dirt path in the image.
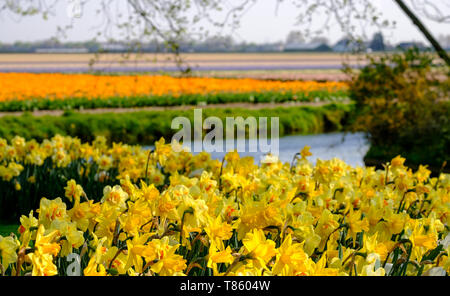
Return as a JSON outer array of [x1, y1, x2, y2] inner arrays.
[[0, 100, 350, 118]]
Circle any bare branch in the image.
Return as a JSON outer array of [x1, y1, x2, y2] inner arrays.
[[410, 0, 450, 23]]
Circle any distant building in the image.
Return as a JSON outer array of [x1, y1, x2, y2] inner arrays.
[[100, 43, 128, 52], [369, 32, 385, 52], [284, 42, 331, 52], [35, 48, 89, 54], [397, 42, 428, 50], [437, 35, 450, 51], [333, 38, 369, 53]]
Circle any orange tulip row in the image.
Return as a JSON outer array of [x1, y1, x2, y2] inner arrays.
[[0, 73, 348, 102]]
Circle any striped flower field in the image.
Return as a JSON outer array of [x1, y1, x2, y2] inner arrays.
[[0, 73, 348, 111]]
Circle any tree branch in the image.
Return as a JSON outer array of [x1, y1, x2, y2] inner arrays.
[[393, 0, 450, 67]]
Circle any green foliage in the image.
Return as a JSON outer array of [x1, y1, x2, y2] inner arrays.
[[0, 158, 119, 223], [346, 48, 450, 169], [0, 224, 19, 236], [0, 90, 348, 112]]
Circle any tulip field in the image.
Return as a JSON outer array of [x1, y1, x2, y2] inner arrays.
[[0, 135, 448, 276], [0, 73, 348, 111]]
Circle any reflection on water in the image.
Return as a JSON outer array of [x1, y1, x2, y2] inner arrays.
[[149, 132, 370, 167], [274, 132, 369, 167]]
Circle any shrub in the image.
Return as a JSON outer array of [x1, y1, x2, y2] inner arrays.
[[346, 48, 450, 170]]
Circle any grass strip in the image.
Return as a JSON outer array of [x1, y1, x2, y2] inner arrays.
[[0, 104, 355, 146]]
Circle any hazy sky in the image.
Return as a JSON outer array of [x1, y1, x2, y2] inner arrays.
[[0, 0, 449, 45]]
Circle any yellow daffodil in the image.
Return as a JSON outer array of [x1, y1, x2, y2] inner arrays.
[[242, 229, 277, 271]]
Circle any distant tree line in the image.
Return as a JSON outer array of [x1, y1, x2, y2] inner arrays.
[[1, 32, 446, 54]]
